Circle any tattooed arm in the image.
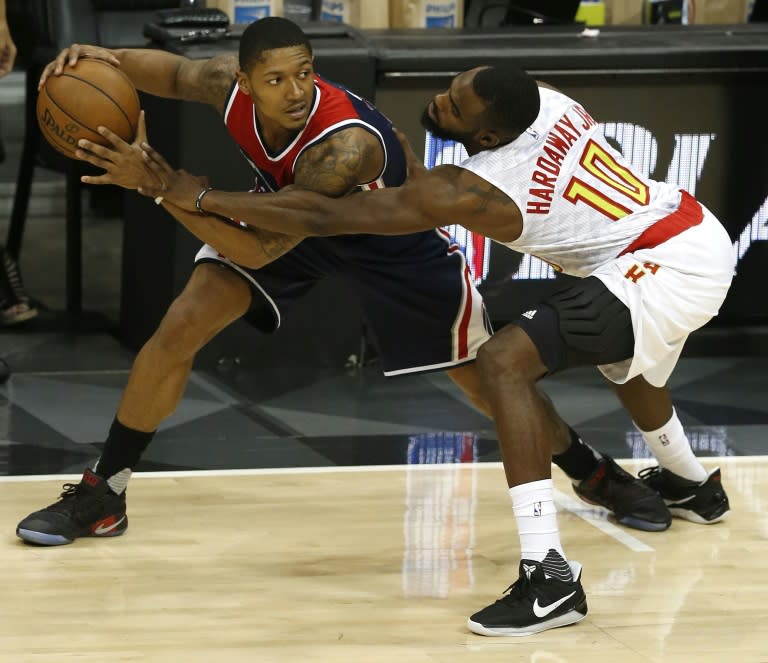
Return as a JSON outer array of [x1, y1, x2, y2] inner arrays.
[[108, 49, 237, 110], [40, 46, 237, 113], [155, 197, 303, 269], [151, 127, 385, 268], [293, 127, 384, 196]]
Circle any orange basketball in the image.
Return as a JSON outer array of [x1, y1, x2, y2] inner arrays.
[[36, 58, 140, 158]]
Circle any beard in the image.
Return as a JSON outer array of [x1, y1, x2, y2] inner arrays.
[[420, 103, 471, 144]]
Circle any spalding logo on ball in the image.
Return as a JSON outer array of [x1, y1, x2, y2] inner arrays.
[[37, 112, 82, 152], [36, 58, 140, 158]]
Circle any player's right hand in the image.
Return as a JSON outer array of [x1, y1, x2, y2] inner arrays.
[[77, 112, 161, 192], [38, 44, 120, 90]]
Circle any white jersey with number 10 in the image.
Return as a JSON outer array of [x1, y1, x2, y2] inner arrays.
[[460, 87, 689, 278]]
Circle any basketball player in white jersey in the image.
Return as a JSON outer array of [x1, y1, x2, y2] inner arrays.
[[133, 63, 735, 636]]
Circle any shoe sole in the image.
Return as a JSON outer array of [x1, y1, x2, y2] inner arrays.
[[16, 525, 127, 546], [669, 506, 730, 524], [617, 514, 671, 532], [16, 528, 74, 545], [467, 607, 587, 637]]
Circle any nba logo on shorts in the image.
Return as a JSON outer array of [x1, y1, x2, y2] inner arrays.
[[533, 501, 542, 516]]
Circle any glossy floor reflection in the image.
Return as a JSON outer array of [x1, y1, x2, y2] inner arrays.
[[1, 329, 768, 476], [1, 459, 766, 661]]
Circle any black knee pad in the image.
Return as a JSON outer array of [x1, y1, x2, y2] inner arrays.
[[511, 304, 568, 374], [549, 277, 635, 366], [512, 277, 635, 375]]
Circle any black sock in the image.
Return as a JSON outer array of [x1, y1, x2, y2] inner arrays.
[[94, 417, 156, 479], [552, 427, 601, 481]]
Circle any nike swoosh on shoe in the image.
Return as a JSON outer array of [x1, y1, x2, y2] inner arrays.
[[93, 516, 126, 535], [532, 591, 577, 618]]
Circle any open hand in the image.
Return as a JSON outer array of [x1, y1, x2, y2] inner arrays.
[[77, 111, 163, 192]]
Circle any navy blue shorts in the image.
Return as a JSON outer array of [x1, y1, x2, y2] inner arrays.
[[195, 230, 491, 375]]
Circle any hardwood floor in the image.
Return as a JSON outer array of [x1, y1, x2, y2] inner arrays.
[[1, 457, 765, 662]]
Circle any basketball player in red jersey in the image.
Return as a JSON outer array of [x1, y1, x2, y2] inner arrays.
[[129, 63, 735, 636], [20, 17, 671, 594]]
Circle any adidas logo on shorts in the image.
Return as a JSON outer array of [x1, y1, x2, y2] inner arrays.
[[522, 309, 537, 319]]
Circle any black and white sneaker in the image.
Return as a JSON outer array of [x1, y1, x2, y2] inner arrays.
[[639, 466, 730, 524], [16, 468, 127, 545], [467, 549, 587, 636], [573, 455, 671, 532]]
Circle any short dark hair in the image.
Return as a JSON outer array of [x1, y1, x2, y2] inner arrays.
[[238, 17, 313, 71], [472, 65, 540, 139]]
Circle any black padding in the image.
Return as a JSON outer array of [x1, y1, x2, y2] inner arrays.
[[550, 280, 627, 353], [511, 304, 566, 374], [550, 277, 634, 365], [512, 276, 635, 375]]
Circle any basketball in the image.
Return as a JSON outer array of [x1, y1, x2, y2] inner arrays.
[[36, 58, 140, 158]]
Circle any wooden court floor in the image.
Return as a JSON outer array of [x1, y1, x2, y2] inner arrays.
[[0, 457, 766, 662]]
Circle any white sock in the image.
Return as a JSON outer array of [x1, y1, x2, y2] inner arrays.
[[509, 479, 565, 563], [637, 408, 707, 482]]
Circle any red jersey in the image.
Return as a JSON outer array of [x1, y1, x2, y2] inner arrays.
[[223, 75, 405, 193]]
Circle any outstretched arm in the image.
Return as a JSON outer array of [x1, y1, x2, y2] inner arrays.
[[146, 160, 522, 243], [199, 174, 449, 237], [140, 129, 522, 242]]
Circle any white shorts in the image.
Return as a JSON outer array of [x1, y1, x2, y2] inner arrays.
[[592, 206, 735, 387]]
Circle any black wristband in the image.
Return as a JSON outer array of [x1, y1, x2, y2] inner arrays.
[[195, 186, 215, 213]]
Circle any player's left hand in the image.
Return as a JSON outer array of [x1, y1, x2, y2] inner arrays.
[[77, 110, 162, 192]]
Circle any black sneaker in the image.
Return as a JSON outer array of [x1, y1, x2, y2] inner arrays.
[[16, 468, 128, 545], [573, 455, 671, 532], [0, 248, 37, 326], [467, 550, 587, 637], [638, 466, 730, 524]]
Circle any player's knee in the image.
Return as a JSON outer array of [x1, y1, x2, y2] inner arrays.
[[475, 331, 535, 388], [475, 342, 498, 380], [152, 297, 215, 357]]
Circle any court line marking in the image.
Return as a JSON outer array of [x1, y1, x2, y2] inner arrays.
[[0, 463, 493, 482], [553, 488, 655, 552], [3, 458, 756, 553], [0, 455, 760, 483]]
